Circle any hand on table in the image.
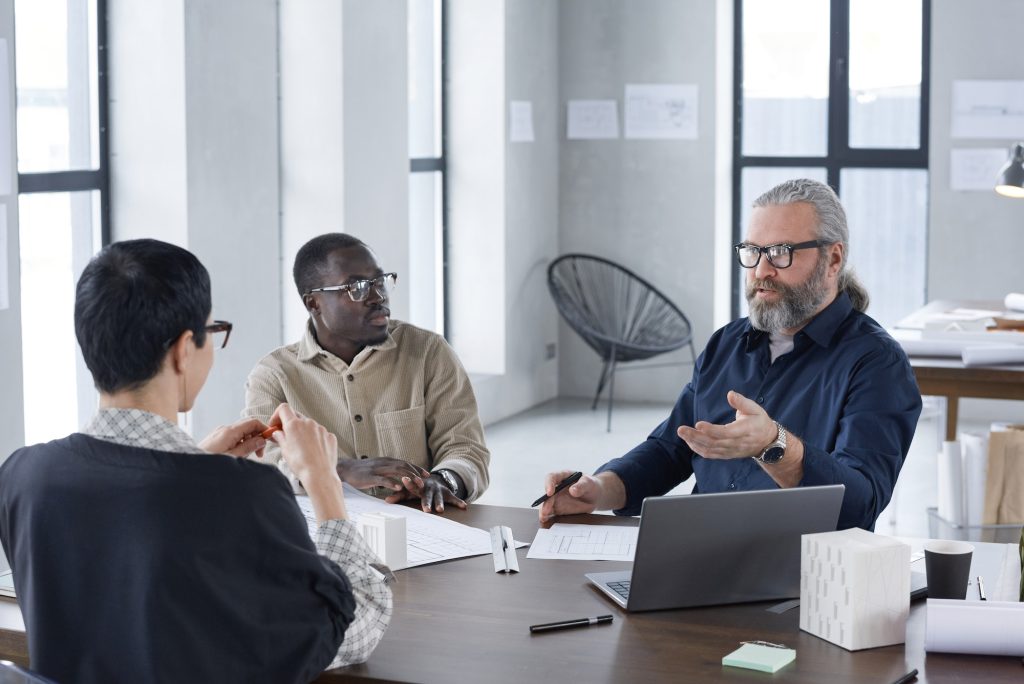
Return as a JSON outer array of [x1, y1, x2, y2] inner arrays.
[[537, 469, 604, 523], [384, 474, 467, 514], [337, 457, 432, 493]]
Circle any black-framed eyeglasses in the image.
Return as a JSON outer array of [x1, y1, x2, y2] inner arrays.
[[163, 320, 233, 350], [205, 320, 233, 349], [306, 272, 398, 302], [734, 240, 827, 269]]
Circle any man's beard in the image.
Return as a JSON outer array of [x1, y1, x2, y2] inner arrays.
[[746, 253, 829, 333]]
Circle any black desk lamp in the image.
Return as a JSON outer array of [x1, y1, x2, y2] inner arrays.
[[995, 142, 1024, 198]]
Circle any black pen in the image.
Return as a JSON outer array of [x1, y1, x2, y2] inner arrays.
[[529, 615, 613, 634], [890, 669, 918, 684], [531, 471, 583, 507]]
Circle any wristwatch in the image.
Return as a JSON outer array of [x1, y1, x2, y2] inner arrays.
[[435, 469, 461, 496], [755, 422, 787, 464]]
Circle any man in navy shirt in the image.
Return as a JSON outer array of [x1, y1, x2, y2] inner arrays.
[[539, 178, 921, 530]]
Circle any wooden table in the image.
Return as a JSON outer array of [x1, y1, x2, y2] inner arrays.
[[1, 504, 1021, 683], [899, 300, 1024, 441]]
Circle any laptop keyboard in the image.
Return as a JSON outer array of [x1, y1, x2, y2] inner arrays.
[[607, 580, 631, 601]]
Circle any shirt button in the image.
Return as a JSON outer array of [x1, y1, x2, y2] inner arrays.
[[360, 454, 369, 460], [347, 374, 354, 381], [757, 396, 765, 404], [354, 414, 363, 422], [728, 483, 737, 490]]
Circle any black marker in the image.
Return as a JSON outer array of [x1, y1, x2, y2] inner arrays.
[[890, 669, 918, 684], [530, 615, 613, 634], [531, 471, 583, 507]]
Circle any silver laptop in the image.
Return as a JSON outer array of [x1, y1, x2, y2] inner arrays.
[[586, 485, 845, 612]]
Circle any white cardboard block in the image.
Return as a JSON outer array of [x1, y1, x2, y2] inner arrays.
[[800, 528, 910, 650], [359, 513, 407, 570]]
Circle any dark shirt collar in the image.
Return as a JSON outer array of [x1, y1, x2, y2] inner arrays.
[[743, 290, 853, 352]]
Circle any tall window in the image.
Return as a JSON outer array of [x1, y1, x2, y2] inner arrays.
[[733, 0, 930, 328], [15, 0, 108, 443], [408, 0, 446, 335]]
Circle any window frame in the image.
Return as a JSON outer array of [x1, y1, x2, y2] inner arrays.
[[16, 0, 110, 244], [408, 0, 448, 338], [731, 0, 931, 316]]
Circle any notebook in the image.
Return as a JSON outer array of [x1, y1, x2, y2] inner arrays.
[[585, 485, 845, 612]]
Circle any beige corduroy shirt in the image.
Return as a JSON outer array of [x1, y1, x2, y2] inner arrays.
[[244, 319, 490, 501]]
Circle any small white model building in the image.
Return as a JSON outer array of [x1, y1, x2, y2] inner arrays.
[[359, 513, 407, 570], [800, 527, 910, 651]]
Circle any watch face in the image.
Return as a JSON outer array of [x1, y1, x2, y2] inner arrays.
[[760, 446, 785, 464]]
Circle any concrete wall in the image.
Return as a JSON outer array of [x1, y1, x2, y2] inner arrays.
[[279, 0, 409, 343], [110, 0, 281, 437], [929, 0, 1024, 301], [556, 0, 718, 403], [447, 0, 560, 424], [929, 0, 1024, 423], [0, 0, 24, 461]]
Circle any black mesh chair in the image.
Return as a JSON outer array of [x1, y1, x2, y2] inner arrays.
[[547, 254, 696, 431]]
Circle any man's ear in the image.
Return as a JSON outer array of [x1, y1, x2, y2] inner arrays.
[[828, 242, 844, 276], [168, 329, 195, 374], [303, 293, 319, 315]]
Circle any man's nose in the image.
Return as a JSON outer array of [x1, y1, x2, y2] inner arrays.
[[366, 283, 388, 304], [753, 254, 777, 280]]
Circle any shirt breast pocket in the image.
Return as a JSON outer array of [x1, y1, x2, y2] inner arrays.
[[374, 405, 429, 467]]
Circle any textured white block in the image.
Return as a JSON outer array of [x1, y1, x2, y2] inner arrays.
[[359, 513, 407, 570], [800, 528, 910, 650]]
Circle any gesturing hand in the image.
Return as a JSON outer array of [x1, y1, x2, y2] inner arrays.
[[675, 390, 777, 459]]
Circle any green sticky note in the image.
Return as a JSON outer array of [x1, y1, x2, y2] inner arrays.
[[722, 643, 796, 673]]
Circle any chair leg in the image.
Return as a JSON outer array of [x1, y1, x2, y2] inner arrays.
[[606, 349, 618, 433], [591, 358, 612, 411]]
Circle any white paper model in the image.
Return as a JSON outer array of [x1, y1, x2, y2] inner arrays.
[[359, 513, 407, 570], [800, 528, 910, 650]]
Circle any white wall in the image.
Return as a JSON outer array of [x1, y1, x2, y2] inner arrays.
[[110, 0, 282, 437], [0, 0, 25, 460], [279, 0, 409, 343], [556, 0, 719, 403], [929, 0, 1024, 423], [447, 0, 561, 424], [928, 0, 1024, 301]]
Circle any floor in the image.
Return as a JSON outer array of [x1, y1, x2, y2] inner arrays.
[[476, 396, 980, 538]]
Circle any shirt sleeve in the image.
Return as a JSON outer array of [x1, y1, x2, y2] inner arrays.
[[316, 519, 393, 668], [798, 344, 922, 530], [596, 382, 699, 517], [422, 337, 491, 501]]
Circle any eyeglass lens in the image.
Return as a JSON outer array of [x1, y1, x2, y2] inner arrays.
[[349, 273, 397, 301], [737, 244, 795, 269]]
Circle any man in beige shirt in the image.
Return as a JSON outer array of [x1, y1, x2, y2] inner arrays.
[[245, 233, 490, 513]]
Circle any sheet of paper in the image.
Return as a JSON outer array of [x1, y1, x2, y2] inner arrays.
[[526, 523, 638, 561], [567, 100, 619, 140], [296, 484, 524, 568], [951, 80, 1024, 139], [0, 40, 12, 196], [624, 83, 697, 139], [950, 148, 1009, 191], [0, 213, 7, 310], [509, 100, 534, 142]]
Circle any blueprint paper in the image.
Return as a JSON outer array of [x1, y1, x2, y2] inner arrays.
[[526, 523, 638, 561], [296, 484, 524, 568]]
